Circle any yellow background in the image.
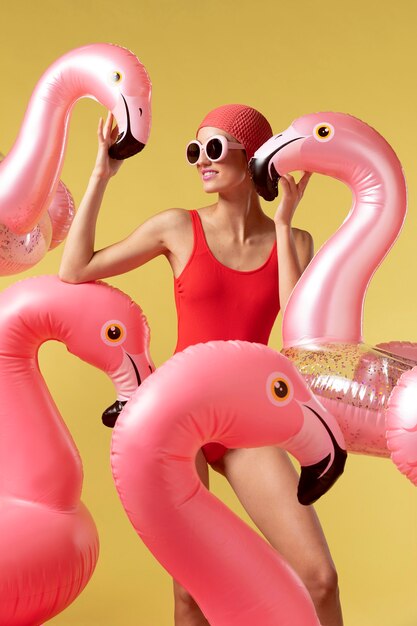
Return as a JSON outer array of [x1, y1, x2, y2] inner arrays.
[[1, 1, 417, 624]]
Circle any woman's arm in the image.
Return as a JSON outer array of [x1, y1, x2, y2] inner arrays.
[[274, 173, 314, 311], [59, 113, 122, 282], [59, 114, 185, 283]]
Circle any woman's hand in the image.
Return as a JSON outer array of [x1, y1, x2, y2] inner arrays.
[[274, 172, 312, 227], [92, 112, 124, 181]]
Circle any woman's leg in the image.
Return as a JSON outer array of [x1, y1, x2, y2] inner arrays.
[[217, 446, 344, 626], [173, 450, 210, 626]]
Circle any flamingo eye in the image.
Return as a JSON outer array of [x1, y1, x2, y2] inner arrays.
[[101, 320, 127, 346], [111, 71, 122, 83], [313, 123, 334, 142], [272, 379, 289, 399], [266, 372, 294, 407]]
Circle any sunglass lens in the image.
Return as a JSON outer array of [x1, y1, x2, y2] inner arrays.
[[206, 137, 223, 161], [187, 142, 200, 164]]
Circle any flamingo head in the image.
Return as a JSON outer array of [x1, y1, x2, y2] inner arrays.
[[203, 342, 347, 504], [249, 112, 394, 200], [106, 44, 152, 160], [60, 280, 154, 426], [0, 276, 154, 425], [57, 43, 152, 159]]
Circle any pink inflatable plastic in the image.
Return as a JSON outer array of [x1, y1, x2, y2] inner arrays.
[[0, 152, 70, 276], [0, 179, 76, 275], [0, 43, 151, 240], [48, 180, 76, 250], [0, 275, 152, 626], [0, 211, 52, 275], [0, 153, 74, 274], [112, 341, 347, 625], [250, 112, 417, 484]]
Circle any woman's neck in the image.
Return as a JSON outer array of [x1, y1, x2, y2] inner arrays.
[[211, 184, 266, 241]]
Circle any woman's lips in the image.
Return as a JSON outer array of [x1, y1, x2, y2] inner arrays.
[[201, 169, 218, 181]]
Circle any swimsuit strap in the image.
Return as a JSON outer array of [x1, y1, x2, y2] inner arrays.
[[189, 209, 209, 255]]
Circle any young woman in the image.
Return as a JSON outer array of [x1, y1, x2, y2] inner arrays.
[[59, 104, 343, 626]]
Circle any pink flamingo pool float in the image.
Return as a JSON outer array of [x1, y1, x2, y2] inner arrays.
[[250, 111, 417, 484], [112, 341, 347, 625], [0, 275, 152, 625], [0, 43, 151, 274], [0, 177, 75, 275]]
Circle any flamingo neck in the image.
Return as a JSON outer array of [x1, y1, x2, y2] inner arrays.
[[282, 150, 407, 348], [0, 48, 115, 232], [4, 60, 79, 186], [112, 402, 314, 625], [0, 285, 82, 508]]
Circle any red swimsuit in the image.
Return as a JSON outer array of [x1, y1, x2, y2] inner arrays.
[[174, 209, 280, 462]]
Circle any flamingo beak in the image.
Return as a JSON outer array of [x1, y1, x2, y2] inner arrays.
[[297, 447, 347, 505], [249, 130, 306, 201], [108, 129, 145, 160], [296, 404, 347, 505], [101, 351, 153, 428], [108, 94, 150, 160], [249, 156, 280, 201], [102, 399, 127, 428]]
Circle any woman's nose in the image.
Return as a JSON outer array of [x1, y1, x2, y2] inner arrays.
[[197, 148, 211, 166]]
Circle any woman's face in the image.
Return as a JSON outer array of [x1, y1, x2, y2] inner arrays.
[[195, 127, 252, 195]]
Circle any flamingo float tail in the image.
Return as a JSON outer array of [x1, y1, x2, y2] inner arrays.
[[386, 365, 417, 484]]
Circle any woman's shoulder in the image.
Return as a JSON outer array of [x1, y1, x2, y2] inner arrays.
[[145, 208, 194, 253], [144, 208, 192, 234], [292, 227, 314, 269], [152, 207, 191, 224], [150, 209, 195, 272], [292, 226, 313, 245]]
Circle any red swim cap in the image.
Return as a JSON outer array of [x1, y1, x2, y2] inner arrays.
[[197, 104, 273, 161]]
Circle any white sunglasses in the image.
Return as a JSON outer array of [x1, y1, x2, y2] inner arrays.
[[186, 135, 244, 165]]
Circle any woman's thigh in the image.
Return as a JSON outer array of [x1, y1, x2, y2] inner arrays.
[[220, 446, 336, 578]]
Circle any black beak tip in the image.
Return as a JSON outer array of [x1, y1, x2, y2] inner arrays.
[[248, 157, 280, 202], [101, 400, 128, 428], [108, 139, 146, 160], [297, 447, 347, 506]]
